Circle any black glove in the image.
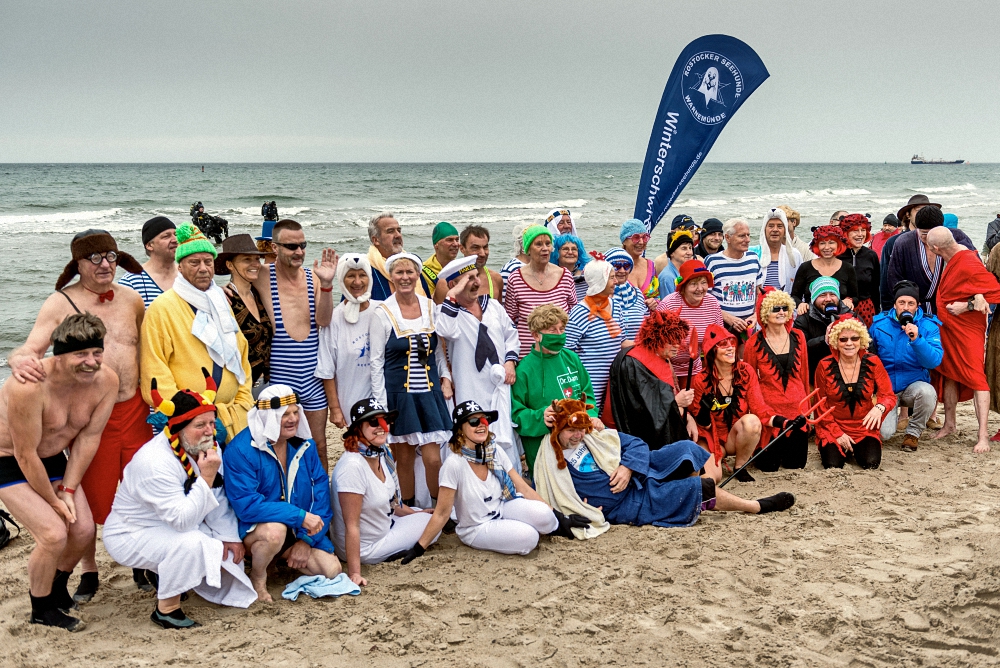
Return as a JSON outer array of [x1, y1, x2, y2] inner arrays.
[[549, 510, 590, 539], [789, 415, 808, 431], [398, 542, 426, 565], [773, 415, 807, 432]]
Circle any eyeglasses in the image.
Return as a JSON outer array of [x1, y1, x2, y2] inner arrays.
[[838, 336, 861, 343], [626, 234, 651, 244], [466, 416, 488, 427], [87, 251, 118, 265], [771, 305, 789, 313], [610, 261, 632, 270], [276, 242, 308, 251]]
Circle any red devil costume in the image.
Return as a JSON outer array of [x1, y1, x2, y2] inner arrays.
[[690, 324, 776, 464]]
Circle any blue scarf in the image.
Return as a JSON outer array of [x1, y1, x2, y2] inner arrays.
[[613, 281, 642, 311], [359, 443, 401, 508], [460, 438, 519, 501]]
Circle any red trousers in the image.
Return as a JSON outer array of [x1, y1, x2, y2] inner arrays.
[[79, 391, 153, 524]]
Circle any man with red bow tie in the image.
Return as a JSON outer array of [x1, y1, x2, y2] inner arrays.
[[7, 229, 151, 602]]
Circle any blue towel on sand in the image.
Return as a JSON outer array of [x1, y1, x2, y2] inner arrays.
[[281, 574, 360, 601]]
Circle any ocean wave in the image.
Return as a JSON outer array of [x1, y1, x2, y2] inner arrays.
[[0, 208, 122, 225], [910, 183, 977, 193], [231, 206, 311, 216], [675, 198, 729, 208], [389, 199, 588, 216]]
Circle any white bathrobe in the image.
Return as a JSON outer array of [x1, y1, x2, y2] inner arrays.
[[103, 433, 257, 607]]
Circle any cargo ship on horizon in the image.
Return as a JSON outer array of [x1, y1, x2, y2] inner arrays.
[[911, 154, 966, 164]]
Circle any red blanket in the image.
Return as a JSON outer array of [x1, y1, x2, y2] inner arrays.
[[935, 249, 1000, 393]]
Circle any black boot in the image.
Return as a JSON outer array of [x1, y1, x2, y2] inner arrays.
[[133, 568, 155, 592], [150, 603, 200, 630], [30, 593, 85, 632], [73, 571, 99, 603], [51, 570, 78, 612]]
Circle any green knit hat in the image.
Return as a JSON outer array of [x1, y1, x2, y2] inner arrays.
[[432, 221, 459, 245], [175, 223, 218, 262], [521, 225, 553, 253]]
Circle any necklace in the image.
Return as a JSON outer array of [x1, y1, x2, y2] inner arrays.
[[764, 328, 789, 354], [525, 265, 548, 286], [838, 355, 860, 392]]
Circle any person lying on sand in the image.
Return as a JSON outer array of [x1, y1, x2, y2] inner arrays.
[[390, 401, 588, 564], [532, 399, 796, 539], [331, 399, 439, 586]]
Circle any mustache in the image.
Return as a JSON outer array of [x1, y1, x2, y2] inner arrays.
[[74, 363, 101, 372]]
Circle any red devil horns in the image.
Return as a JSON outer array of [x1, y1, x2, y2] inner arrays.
[[201, 367, 217, 393], [588, 250, 606, 262]]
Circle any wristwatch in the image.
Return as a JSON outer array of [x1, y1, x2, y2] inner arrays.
[[968, 296, 976, 312]]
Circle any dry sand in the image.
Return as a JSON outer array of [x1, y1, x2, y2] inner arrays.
[[2, 403, 999, 667]]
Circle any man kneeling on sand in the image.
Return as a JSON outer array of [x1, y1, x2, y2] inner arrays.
[[533, 399, 796, 539], [223, 385, 341, 602], [103, 374, 256, 629], [0, 314, 118, 631]]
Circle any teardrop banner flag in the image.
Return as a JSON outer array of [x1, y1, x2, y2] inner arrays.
[[633, 35, 769, 233]]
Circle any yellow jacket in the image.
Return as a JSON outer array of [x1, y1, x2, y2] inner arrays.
[[140, 289, 253, 440]]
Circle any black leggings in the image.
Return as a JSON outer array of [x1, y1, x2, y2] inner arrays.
[[820, 437, 881, 470], [754, 429, 808, 472]]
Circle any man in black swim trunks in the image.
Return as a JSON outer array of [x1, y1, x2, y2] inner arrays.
[[0, 313, 118, 631]]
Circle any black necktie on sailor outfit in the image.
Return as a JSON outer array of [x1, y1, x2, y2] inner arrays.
[[475, 323, 499, 372]]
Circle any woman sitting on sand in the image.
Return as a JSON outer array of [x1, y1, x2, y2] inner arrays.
[[531, 399, 796, 539], [689, 324, 801, 483], [331, 399, 438, 586], [813, 316, 896, 470], [743, 289, 811, 471], [390, 401, 585, 563]]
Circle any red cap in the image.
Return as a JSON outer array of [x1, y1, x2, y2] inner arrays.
[[702, 323, 736, 355]]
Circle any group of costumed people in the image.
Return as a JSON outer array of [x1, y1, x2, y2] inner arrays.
[[2, 195, 998, 633]]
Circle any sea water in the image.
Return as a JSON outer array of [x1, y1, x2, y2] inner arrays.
[[2, 162, 999, 374]]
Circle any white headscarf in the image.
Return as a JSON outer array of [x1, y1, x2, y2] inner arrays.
[[545, 208, 579, 237], [336, 253, 373, 324], [583, 259, 613, 296], [757, 208, 803, 291], [247, 384, 313, 447]]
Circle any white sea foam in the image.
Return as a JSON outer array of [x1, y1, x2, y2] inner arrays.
[[0, 208, 122, 225], [676, 198, 729, 208], [910, 183, 977, 193], [389, 199, 588, 216]]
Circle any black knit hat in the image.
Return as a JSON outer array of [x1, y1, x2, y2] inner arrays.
[[882, 213, 900, 228], [702, 218, 724, 234], [914, 206, 945, 230], [142, 216, 176, 246]]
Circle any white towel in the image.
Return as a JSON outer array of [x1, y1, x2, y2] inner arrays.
[[173, 274, 247, 385], [533, 431, 610, 540]]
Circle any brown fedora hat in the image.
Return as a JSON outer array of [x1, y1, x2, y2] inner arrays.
[[896, 194, 941, 224], [214, 234, 266, 275]]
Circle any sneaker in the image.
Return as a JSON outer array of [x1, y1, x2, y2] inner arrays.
[[150, 605, 200, 630], [901, 434, 918, 452]]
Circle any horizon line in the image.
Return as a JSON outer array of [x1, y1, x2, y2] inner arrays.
[[0, 161, 991, 166]]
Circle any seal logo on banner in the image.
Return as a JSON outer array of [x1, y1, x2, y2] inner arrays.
[[682, 51, 744, 125]]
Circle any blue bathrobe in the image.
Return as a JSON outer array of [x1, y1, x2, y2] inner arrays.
[[567, 433, 709, 528]]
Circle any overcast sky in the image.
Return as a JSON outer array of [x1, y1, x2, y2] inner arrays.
[[2, 1, 996, 163]]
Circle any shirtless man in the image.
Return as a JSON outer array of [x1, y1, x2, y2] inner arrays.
[[433, 224, 503, 303], [7, 229, 150, 600], [251, 219, 337, 468], [118, 216, 178, 307], [0, 313, 118, 631]]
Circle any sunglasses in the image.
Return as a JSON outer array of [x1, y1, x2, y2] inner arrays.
[[626, 233, 651, 244], [466, 416, 489, 427], [770, 305, 789, 313], [362, 416, 391, 428], [838, 336, 861, 343], [86, 251, 118, 265], [276, 242, 308, 251], [610, 261, 632, 270]]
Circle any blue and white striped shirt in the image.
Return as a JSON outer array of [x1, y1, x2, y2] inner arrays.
[[565, 299, 624, 410], [704, 252, 763, 320], [118, 269, 163, 308]]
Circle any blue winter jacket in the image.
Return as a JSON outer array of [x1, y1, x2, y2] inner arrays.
[[869, 307, 943, 393], [223, 427, 335, 553]]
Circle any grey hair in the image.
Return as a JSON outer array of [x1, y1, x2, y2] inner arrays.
[[723, 218, 749, 238], [368, 212, 397, 243]]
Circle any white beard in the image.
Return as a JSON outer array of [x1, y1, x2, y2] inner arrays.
[[180, 433, 216, 457]]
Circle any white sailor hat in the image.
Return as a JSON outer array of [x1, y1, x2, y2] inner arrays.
[[440, 255, 479, 284]]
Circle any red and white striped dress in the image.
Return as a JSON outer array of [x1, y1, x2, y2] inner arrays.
[[504, 266, 578, 358], [657, 291, 724, 381]]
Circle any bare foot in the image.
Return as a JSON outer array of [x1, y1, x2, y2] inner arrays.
[[974, 440, 991, 454], [933, 424, 957, 440], [253, 585, 273, 603]]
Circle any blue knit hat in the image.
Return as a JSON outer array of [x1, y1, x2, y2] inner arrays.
[[619, 219, 648, 243], [604, 247, 633, 269], [809, 276, 840, 302]]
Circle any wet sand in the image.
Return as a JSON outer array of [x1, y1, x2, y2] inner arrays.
[[2, 402, 999, 667]]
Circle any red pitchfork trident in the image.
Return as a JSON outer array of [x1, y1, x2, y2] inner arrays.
[[719, 389, 834, 488]]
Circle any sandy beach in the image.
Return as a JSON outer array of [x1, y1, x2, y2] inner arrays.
[[2, 402, 998, 667]]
